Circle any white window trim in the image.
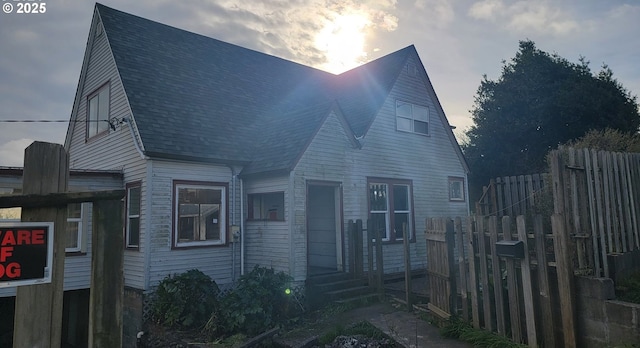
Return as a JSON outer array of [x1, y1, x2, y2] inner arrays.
[[395, 100, 429, 135], [87, 84, 110, 139], [369, 184, 391, 241], [174, 182, 226, 248], [66, 203, 84, 253], [126, 184, 141, 248]]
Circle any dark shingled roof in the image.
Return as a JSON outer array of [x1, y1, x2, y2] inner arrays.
[[95, 3, 411, 175]]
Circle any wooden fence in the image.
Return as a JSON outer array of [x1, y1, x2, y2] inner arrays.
[[550, 146, 640, 278], [476, 174, 548, 217], [426, 214, 574, 347]]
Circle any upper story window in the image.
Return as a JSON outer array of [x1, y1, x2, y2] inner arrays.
[[368, 179, 413, 242], [126, 183, 141, 249], [173, 181, 226, 248], [248, 192, 284, 221], [396, 100, 429, 135], [87, 84, 110, 139]]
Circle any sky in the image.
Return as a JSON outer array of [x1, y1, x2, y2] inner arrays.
[[0, 0, 638, 167]]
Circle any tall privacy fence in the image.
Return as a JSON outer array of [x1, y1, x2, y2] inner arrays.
[[426, 146, 640, 347]]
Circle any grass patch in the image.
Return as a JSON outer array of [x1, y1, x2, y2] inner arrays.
[[440, 317, 526, 348], [616, 272, 640, 304]]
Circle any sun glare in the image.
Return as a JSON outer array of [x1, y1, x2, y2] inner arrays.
[[315, 12, 370, 74]]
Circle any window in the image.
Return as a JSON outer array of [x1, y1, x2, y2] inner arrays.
[[126, 183, 141, 248], [174, 182, 226, 247], [87, 84, 110, 138], [66, 203, 83, 253], [248, 192, 284, 221], [368, 179, 413, 242], [396, 100, 429, 135], [449, 177, 465, 202]]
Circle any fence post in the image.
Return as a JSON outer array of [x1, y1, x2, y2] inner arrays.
[[516, 216, 537, 347], [550, 150, 577, 348], [13, 142, 68, 348], [455, 217, 468, 322], [403, 223, 412, 312], [348, 220, 355, 277], [375, 221, 384, 301], [89, 199, 124, 347], [355, 219, 363, 278], [445, 219, 457, 317], [367, 219, 374, 288]]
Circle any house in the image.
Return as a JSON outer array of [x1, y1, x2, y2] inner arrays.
[[56, 2, 469, 346]]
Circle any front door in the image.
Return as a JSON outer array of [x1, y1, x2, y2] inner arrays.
[[307, 184, 341, 275]]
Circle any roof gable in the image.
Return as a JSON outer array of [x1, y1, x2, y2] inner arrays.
[[85, 4, 460, 175]]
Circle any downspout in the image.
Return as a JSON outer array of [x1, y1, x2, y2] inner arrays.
[[228, 166, 237, 280]]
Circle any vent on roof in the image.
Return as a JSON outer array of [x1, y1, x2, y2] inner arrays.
[[95, 22, 104, 39], [407, 62, 418, 77]]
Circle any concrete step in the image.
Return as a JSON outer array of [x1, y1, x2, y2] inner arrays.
[[325, 286, 373, 301], [313, 278, 369, 294], [306, 271, 352, 286], [334, 293, 380, 307]]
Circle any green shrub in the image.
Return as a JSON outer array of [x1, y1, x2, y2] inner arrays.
[[206, 266, 296, 337], [150, 269, 219, 329], [616, 272, 640, 304]]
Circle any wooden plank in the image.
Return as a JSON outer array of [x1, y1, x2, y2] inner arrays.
[[612, 153, 627, 252], [496, 177, 505, 217], [534, 215, 555, 347], [584, 149, 601, 277], [518, 175, 527, 217], [601, 151, 615, 253], [446, 219, 457, 317], [502, 216, 522, 343], [550, 151, 577, 348], [526, 174, 535, 210], [511, 176, 520, 216], [490, 179, 498, 215], [355, 220, 364, 277], [516, 216, 537, 347], [551, 214, 577, 348], [466, 217, 480, 329], [476, 216, 493, 331], [0, 189, 126, 209], [568, 148, 586, 269], [619, 155, 635, 251], [89, 199, 124, 347], [403, 222, 413, 312], [488, 216, 505, 334], [592, 151, 609, 277], [624, 154, 640, 249], [367, 219, 374, 288], [375, 219, 384, 301], [504, 176, 513, 217], [348, 220, 356, 277], [455, 217, 469, 322]]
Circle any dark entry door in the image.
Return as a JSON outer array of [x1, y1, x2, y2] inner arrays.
[[307, 185, 338, 273]]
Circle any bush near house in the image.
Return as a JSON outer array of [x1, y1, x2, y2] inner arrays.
[[149, 266, 301, 339]]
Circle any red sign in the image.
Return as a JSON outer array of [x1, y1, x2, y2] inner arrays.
[[0, 222, 54, 288]]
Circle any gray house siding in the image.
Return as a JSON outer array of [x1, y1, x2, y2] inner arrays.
[[243, 175, 290, 273], [291, 111, 352, 281], [147, 160, 241, 288], [287, 59, 468, 281], [66, 14, 147, 290]]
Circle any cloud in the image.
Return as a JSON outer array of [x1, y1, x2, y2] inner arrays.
[[0, 139, 33, 167], [467, 0, 579, 36]]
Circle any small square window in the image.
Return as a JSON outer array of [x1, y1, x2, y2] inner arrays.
[[248, 192, 284, 221], [449, 177, 465, 202]]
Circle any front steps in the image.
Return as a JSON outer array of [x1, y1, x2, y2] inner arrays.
[[306, 271, 378, 309]]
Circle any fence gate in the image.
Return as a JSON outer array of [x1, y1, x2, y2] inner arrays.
[[425, 218, 456, 319]]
